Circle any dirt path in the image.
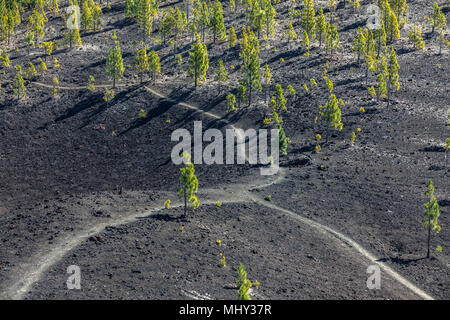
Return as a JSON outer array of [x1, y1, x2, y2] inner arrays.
[[2, 80, 433, 300]]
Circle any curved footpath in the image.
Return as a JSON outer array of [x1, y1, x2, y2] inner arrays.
[[0, 80, 434, 300]]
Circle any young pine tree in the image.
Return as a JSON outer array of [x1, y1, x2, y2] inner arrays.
[[81, 0, 94, 32], [214, 59, 228, 93], [316, 7, 326, 49], [374, 21, 387, 58], [324, 23, 340, 55], [277, 123, 288, 156], [25, 62, 37, 80], [262, 0, 276, 39], [29, 10, 45, 46], [374, 55, 388, 102], [87, 75, 96, 91], [13, 65, 26, 100], [240, 27, 261, 107], [237, 263, 252, 300], [386, 46, 400, 106], [386, 7, 400, 42], [237, 83, 246, 109], [318, 93, 344, 143], [226, 92, 237, 111], [390, 0, 408, 29], [285, 21, 297, 44], [301, 0, 316, 40], [263, 63, 272, 103], [125, 0, 137, 18], [188, 36, 209, 87], [248, 0, 263, 39], [137, 0, 154, 43], [423, 179, 441, 259], [90, 0, 103, 31], [272, 83, 286, 111], [352, 27, 366, 65], [135, 42, 149, 84], [428, 2, 447, 54], [177, 152, 200, 217], [228, 26, 237, 48], [210, 0, 226, 43], [37, 58, 47, 76], [303, 30, 310, 56], [408, 25, 425, 50], [149, 50, 161, 83], [198, 1, 210, 42], [52, 76, 60, 97], [363, 29, 377, 84], [64, 10, 82, 48], [105, 33, 125, 88], [429, 2, 446, 35]]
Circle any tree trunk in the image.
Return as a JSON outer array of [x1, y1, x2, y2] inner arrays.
[[194, 70, 198, 87], [265, 84, 268, 104], [184, 191, 187, 217], [427, 217, 431, 259], [387, 82, 390, 107]]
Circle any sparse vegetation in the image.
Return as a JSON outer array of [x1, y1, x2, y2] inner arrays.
[[423, 179, 441, 259], [0, 0, 448, 301], [177, 152, 200, 217]]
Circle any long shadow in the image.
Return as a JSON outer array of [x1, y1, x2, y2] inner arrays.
[[419, 146, 445, 153], [37, 91, 102, 130], [81, 85, 142, 128], [56, 91, 102, 122], [292, 145, 315, 154], [119, 86, 190, 136], [110, 18, 135, 29], [377, 256, 427, 265], [346, 83, 369, 92], [339, 19, 365, 33], [263, 47, 304, 65], [343, 106, 380, 118], [137, 213, 185, 222], [331, 61, 359, 73], [397, 47, 416, 55], [0, 97, 16, 111], [335, 76, 361, 87], [438, 199, 450, 207], [105, 1, 126, 14]]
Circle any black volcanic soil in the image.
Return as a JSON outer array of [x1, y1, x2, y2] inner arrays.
[[26, 203, 419, 300], [0, 0, 449, 299]]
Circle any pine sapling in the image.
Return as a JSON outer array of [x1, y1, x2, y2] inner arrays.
[[226, 93, 236, 112], [177, 152, 200, 217], [214, 59, 228, 93], [423, 179, 441, 259]]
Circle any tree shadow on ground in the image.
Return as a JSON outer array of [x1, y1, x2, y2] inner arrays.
[[339, 19, 365, 33], [119, 85, 193, 136], [397, 47, 416, 55], [377, 256, 427, 265], [419, 146, 446, 153], [137, 213, 186, 222], [37, 90, 102, 130]]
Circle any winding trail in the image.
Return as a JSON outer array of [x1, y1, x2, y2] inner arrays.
[[1, 81, 434, 300]]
